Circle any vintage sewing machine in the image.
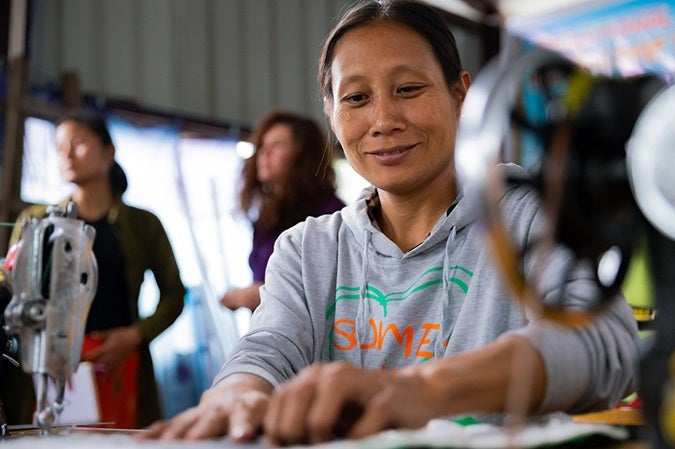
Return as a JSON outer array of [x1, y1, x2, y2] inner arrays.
[[0, 202, 97, 436], [455, 49, 675, 448]]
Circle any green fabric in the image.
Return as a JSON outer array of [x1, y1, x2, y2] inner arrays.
[[8, 197, 186, 427], [452, 416, 482, 426]]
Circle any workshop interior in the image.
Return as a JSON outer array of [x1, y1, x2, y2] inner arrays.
[[0, 0, 674, 447]]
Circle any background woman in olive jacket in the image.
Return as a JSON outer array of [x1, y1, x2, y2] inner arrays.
[[8, 109, 186, 428]]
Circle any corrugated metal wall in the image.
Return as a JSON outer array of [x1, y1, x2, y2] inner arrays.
[[27, 0, 481, 127]]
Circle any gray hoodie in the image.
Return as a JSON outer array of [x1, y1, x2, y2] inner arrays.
[[215, 163, 640, 417]]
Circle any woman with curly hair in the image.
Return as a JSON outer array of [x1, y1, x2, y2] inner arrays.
[[219, 109, 344, 312]]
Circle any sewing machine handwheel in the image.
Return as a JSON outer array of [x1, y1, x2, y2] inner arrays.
[[456, 51, 664, 326]]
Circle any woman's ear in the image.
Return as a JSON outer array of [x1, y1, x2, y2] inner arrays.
[[106, 144, 117, 165], [454, 70, 472, 112]]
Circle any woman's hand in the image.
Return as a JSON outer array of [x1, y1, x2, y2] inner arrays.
[[81, 325, 142, 372], [135, 373, 273, 441], [264, 362, 442, 445], [264, 336, 545, 445], [219, 283, 262, 311]]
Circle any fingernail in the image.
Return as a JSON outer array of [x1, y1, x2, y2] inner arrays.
[[230, 425, 246, 440]]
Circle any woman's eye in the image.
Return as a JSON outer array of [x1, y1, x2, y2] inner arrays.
[[345, 93, 367, 104], [399, 85, 422, 94]]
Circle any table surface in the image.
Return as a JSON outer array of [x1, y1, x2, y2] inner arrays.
[[0, 419, 654, 449]]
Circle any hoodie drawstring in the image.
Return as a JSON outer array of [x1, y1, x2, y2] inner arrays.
[[437, 225, 457, 357], [442, 226, 457, 289], [356, 229, 373, 366]]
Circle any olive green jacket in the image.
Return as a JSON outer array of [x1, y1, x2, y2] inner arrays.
[[8, 197, 186, 427]]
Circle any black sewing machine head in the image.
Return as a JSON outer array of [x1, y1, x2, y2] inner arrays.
[[455, 49, 675, 448]]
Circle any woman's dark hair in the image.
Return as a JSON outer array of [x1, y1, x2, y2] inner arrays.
[[57, 109, 128, 195], [318, 0, 463, 102], [239, 109, 338, 234]]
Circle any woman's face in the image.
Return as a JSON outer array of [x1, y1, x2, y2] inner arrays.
[[55, 121, 114, 186], [325, 21, 468, 197], [256, 123, 299, 188]]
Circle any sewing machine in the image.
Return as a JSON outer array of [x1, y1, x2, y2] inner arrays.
[[455, 49, 674, 448], [1, 202, 98, 435]]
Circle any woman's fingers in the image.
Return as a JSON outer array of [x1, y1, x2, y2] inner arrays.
[[136, 406, 204, 441], [227, 389, 270, 441], [265, 363, 440, 445], [182, 405, 233, 441], [136, 374, 273, 442], [266, 363, 387, 445], [307, 365, 367, 442], [265, 364, 322, 444]]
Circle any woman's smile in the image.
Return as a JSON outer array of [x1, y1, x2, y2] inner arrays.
[[368, 143, 417, 164]]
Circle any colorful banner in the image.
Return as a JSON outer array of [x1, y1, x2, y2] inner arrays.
[[507, 0, 675, 78]]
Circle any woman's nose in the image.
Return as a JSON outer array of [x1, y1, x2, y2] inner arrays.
[[370, 97, 404, 136], [57, 143, 71, 156], [256, 145, 270, 157], [57, 141, 76, 159]]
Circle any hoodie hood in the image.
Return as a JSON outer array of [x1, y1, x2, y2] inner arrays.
[[341, 163, 529, 258], [341, 186, 470, 259]]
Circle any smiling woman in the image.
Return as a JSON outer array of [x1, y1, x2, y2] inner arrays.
[[139, 0, 639, 444], [324, 20, 470, 251]]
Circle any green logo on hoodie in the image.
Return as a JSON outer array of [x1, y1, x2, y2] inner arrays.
[[328, 265, 473, 318], [326, 265, 474, 362]]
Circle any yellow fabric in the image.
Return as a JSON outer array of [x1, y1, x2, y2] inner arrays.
[[622, 237, 654, 312]]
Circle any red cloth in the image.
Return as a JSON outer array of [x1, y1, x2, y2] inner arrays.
[[81, 336, 139, 429]]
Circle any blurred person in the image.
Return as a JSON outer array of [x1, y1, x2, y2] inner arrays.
[[219, 110, 344, 312], [9, 109, 186, 428], [140, 0, 639, 443]]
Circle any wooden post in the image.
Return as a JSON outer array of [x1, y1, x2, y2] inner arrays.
[[61, 70, 84, 110], [0, 57, 29, 255]]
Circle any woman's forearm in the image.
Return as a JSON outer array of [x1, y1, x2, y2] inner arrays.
[[412, 335, 545, 418]]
